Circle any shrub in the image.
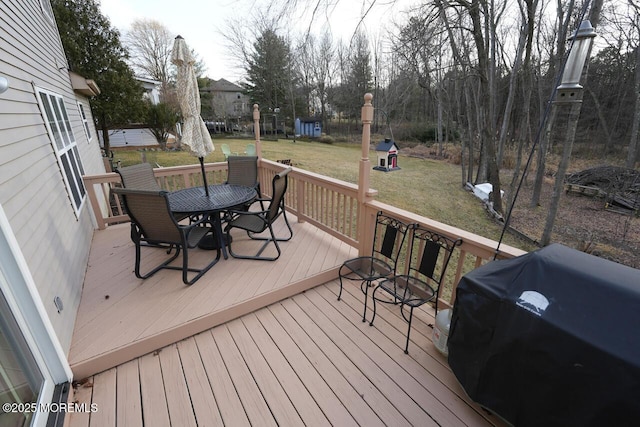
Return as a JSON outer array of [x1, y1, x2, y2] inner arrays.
[[319, 134, 335, 144]]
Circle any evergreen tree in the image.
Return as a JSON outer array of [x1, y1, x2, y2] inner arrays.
[[146, 102, 180, 150], [245, 28, 298, 131], [52, 0, 145, 154]]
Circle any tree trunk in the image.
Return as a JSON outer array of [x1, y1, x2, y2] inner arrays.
[[465, 80, 476, 184], [467, 0, 502, 213], [541, 0, 604, 244], [437, 0, 474, 183], [541, 102, 581, 245], [100, 114, 111, 155], [584, 88, 613, 156], [626, 45, 640, 168], [530, 104, 556, 207], [497, 21, 527, 166]]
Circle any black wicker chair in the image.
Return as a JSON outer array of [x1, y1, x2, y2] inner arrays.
[[112, 188, 220, 285], [370, 225, 461, 353], [337, 212, 411, 322], [224, 167, 293, 261]]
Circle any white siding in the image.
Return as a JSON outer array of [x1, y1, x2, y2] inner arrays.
[[0, 0, 105, 353]]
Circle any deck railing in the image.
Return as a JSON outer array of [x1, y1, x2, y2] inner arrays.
[[82, 159, 524, 310]]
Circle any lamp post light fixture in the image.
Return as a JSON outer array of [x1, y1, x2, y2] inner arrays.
[[556, 20, 597, 102]]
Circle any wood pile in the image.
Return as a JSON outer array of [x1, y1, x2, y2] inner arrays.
[[565, 166, 640, 215]]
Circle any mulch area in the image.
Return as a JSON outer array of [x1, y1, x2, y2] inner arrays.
[[401, 145, 640, 269], [506, 175, 640, 269]]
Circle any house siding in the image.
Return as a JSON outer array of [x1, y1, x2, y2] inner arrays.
[[0, 0, 104, 353]]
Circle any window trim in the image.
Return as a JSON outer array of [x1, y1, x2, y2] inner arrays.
[[77, 102, 92, 143], [35, 87, 87, 216], [40, 0, 55, 24]]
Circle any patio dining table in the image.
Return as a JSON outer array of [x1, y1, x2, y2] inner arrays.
[[168, 184, 257, 259]]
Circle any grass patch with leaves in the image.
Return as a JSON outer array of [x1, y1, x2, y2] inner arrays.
[[112, 138, 530, 251]]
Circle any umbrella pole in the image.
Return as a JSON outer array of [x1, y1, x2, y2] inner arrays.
[[199, 157, 209, 196]]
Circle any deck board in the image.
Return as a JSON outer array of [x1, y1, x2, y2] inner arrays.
[[69, 280, 506, 427], [247, 310, 354, 426], [192, 332, 250, 427], [68, 211, 506, 427], [176, 337, 223, 426], [319, 282, 495, 426], [211, 325, 277, 426], [115, 359, 142, 427], [292, 289, 436, 427], [137, 352, 171, 427], [158, 344, 198, 427], [69, 214, 358, 378]]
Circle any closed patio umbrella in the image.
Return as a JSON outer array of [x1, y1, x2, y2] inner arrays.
[[171, 35, 214, 196]]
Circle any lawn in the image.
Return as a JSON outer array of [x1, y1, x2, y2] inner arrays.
[[111, 138, 531, 251]]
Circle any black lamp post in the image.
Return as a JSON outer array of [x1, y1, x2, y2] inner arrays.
[[541, 20, 597, 246]]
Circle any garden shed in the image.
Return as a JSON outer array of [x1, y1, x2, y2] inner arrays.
[[373, 138, 400, 171], [295, 117, 322, 138]]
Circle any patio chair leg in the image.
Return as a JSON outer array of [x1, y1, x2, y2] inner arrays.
[[134, 239, 181, 280], [369, 286, 378, 326], [362, 280, 370, 322], [405, 307, 414, 354]]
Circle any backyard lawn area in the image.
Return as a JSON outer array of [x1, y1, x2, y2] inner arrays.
[[111, 138, 533, 252]]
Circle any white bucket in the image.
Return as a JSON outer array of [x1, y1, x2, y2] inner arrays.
[[432, 309, 453, 356]]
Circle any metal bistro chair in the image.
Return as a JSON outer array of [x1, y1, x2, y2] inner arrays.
[[370, 225, 462, 353], [112, 188, 220, 285], [338, 212, 411, 322], [224, 167, 293, 261]]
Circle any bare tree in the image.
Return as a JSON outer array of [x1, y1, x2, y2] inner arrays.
[[530, 0, 577, 207], [541, 0, 604, 246], [623, 0, 640, 168], [124, 19, 174, 97], [439, 0, 504, 214], [503, 0, 540, 217], [301, 30, 337, 133]]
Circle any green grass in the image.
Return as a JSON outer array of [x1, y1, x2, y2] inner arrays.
[[112, 138, 531, 251]]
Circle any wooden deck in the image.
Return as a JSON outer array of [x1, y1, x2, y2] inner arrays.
[[69, 213, 358, 379], [68, 279, 505, 427]]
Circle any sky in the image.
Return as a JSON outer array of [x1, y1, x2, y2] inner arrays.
[[99, 0, 416, 83]]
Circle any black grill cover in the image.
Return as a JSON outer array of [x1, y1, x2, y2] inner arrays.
[[448, 244, 640, 427]]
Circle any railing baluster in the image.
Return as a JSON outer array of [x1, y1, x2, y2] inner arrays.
[[83, 159, 523, 292]]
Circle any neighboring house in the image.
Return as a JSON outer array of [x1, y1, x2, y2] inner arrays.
[[373, 138, 401, 171], [136, 76, 161, 105], [0, 1, 104, 422], [295, 117, 322, 138], [202, 78, 250, 121]]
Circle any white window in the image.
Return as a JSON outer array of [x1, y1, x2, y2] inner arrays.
[[77, 102, 92, 142], [40, 0, 55, 23], [36, 88, 86, 214]]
